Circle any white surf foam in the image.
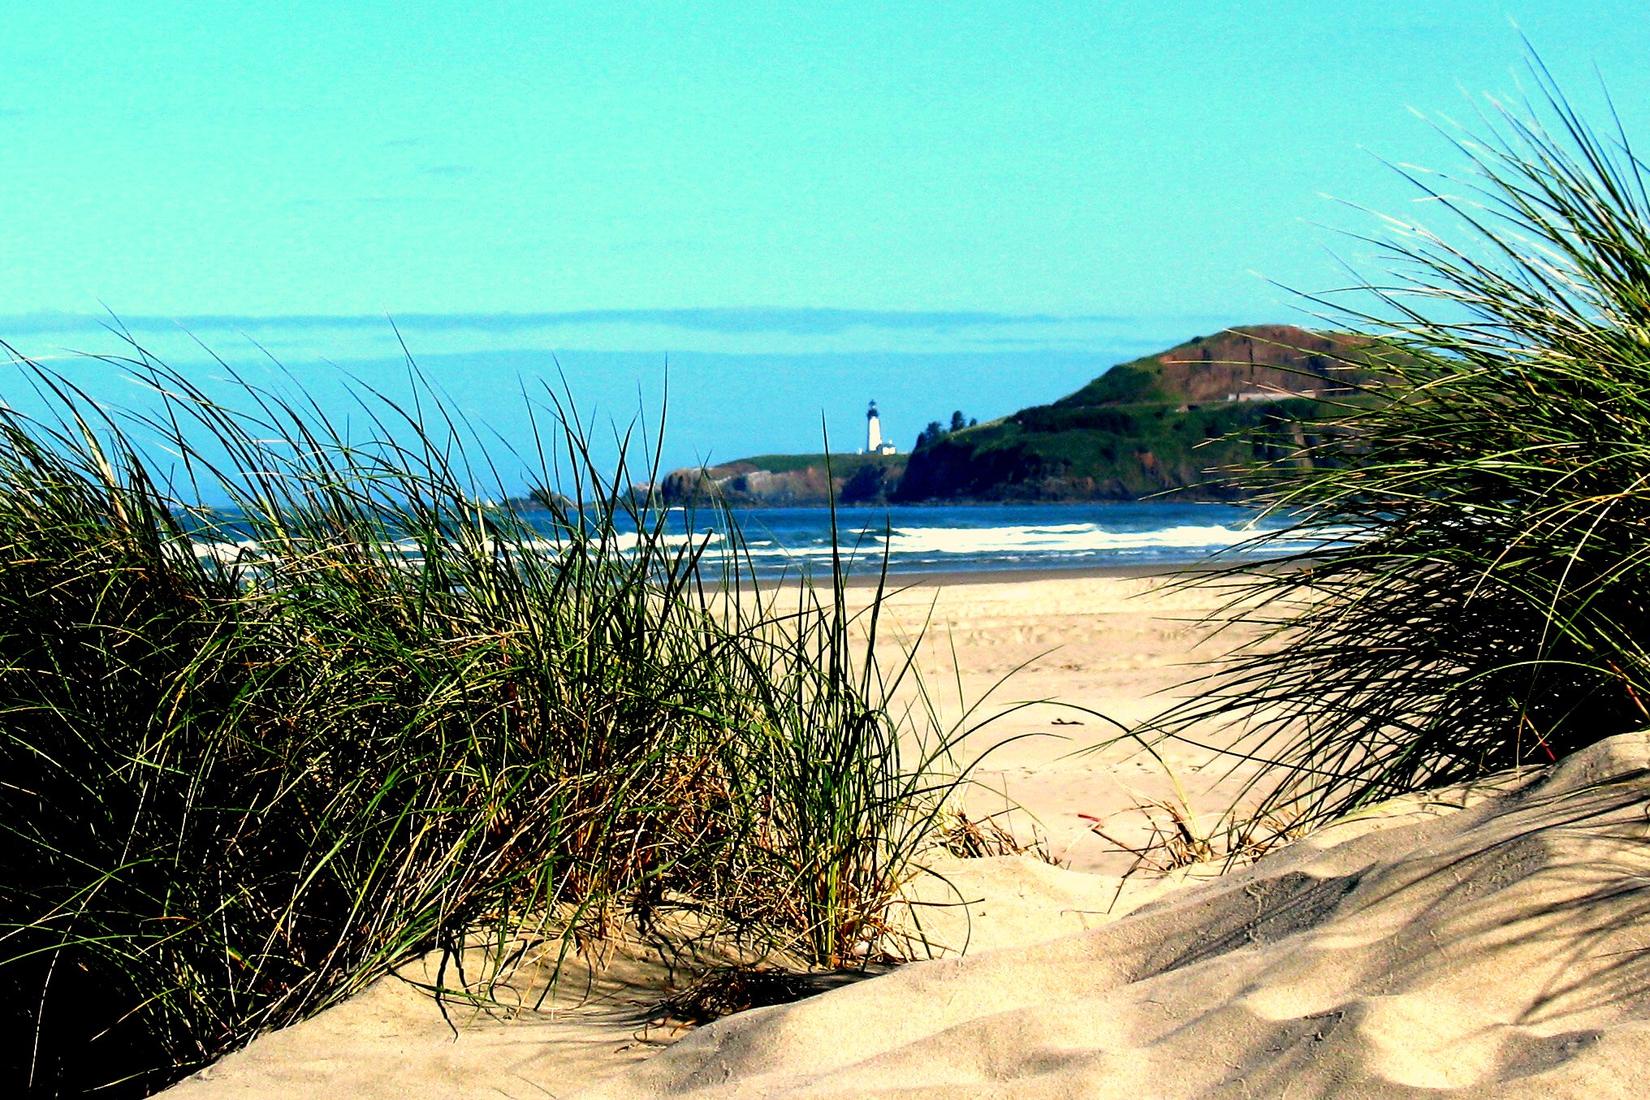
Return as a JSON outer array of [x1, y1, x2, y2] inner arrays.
[[880, 522, 1260, 557]]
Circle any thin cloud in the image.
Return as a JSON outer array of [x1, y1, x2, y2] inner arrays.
[[0, 307, 1140, 338], [0, 308, 1238, 366], [352, 195, 441, 206], [419, 163, 475, 178]]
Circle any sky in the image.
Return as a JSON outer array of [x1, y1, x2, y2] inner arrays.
[[3, 2, 1649, 488]]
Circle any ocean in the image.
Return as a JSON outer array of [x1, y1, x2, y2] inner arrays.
[[639, 500, 1311, 580], [190, 500, 1328, 581]]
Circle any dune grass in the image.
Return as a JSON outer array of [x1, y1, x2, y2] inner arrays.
[[1154, 64, 1650, 830], [0, 349, 987, 1096]]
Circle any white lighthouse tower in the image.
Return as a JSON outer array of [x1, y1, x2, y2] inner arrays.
[[865, 400, 897, 455]]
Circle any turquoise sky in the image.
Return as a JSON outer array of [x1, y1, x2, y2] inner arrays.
[[3, 3, 1647, 480]]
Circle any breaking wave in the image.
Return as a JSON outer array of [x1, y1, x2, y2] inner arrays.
[[183, 503, 1356, 579]]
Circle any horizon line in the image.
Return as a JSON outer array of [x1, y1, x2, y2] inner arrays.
[[0, 306, 1247, 339]]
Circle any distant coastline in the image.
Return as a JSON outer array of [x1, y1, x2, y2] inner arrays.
[[654, 324, 1386, 508]]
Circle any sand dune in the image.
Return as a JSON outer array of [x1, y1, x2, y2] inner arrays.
[[582, 733, 1650, 1098], [170, 573, 1650, 1098]]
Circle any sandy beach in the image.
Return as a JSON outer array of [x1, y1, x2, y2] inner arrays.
[[167, 568, 1650, 1098], [844, 566, 1273, 876]]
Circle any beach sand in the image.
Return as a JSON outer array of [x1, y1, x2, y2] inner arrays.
[[168, 569, 1650, 1098], [842, 567, 1272, 876]]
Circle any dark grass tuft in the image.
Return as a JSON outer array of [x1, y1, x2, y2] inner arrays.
[[0, 348, 996, 1095], [1152, 60, 1650, 830]]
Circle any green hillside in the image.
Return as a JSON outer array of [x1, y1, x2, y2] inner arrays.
[[892, 398, 1320, 501], [892, 324, 1386, 502]]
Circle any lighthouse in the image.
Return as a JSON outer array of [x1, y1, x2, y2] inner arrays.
[[865, 400, 897, 456]]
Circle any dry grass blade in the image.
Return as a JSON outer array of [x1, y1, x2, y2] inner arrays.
[[938, 809, 1063, 866], [1083, 798, 1300, 879]]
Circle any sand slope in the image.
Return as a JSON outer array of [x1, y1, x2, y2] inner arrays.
[[580, 732, 1650, 1099]]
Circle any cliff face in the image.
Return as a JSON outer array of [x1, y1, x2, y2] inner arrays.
[[659, 325, 1385, 506]]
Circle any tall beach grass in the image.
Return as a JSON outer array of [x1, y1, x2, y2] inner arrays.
[[0, 348, 986, 1095], [1157, 64, 1650, 829]]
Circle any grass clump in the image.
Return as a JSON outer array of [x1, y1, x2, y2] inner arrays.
[[1156, 63, 1650, 829], [0, 350, 984, 1096]]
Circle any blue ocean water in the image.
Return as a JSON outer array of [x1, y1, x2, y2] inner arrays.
[[190, 500, 1331, 581], [642, 501, 1312, 579]]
